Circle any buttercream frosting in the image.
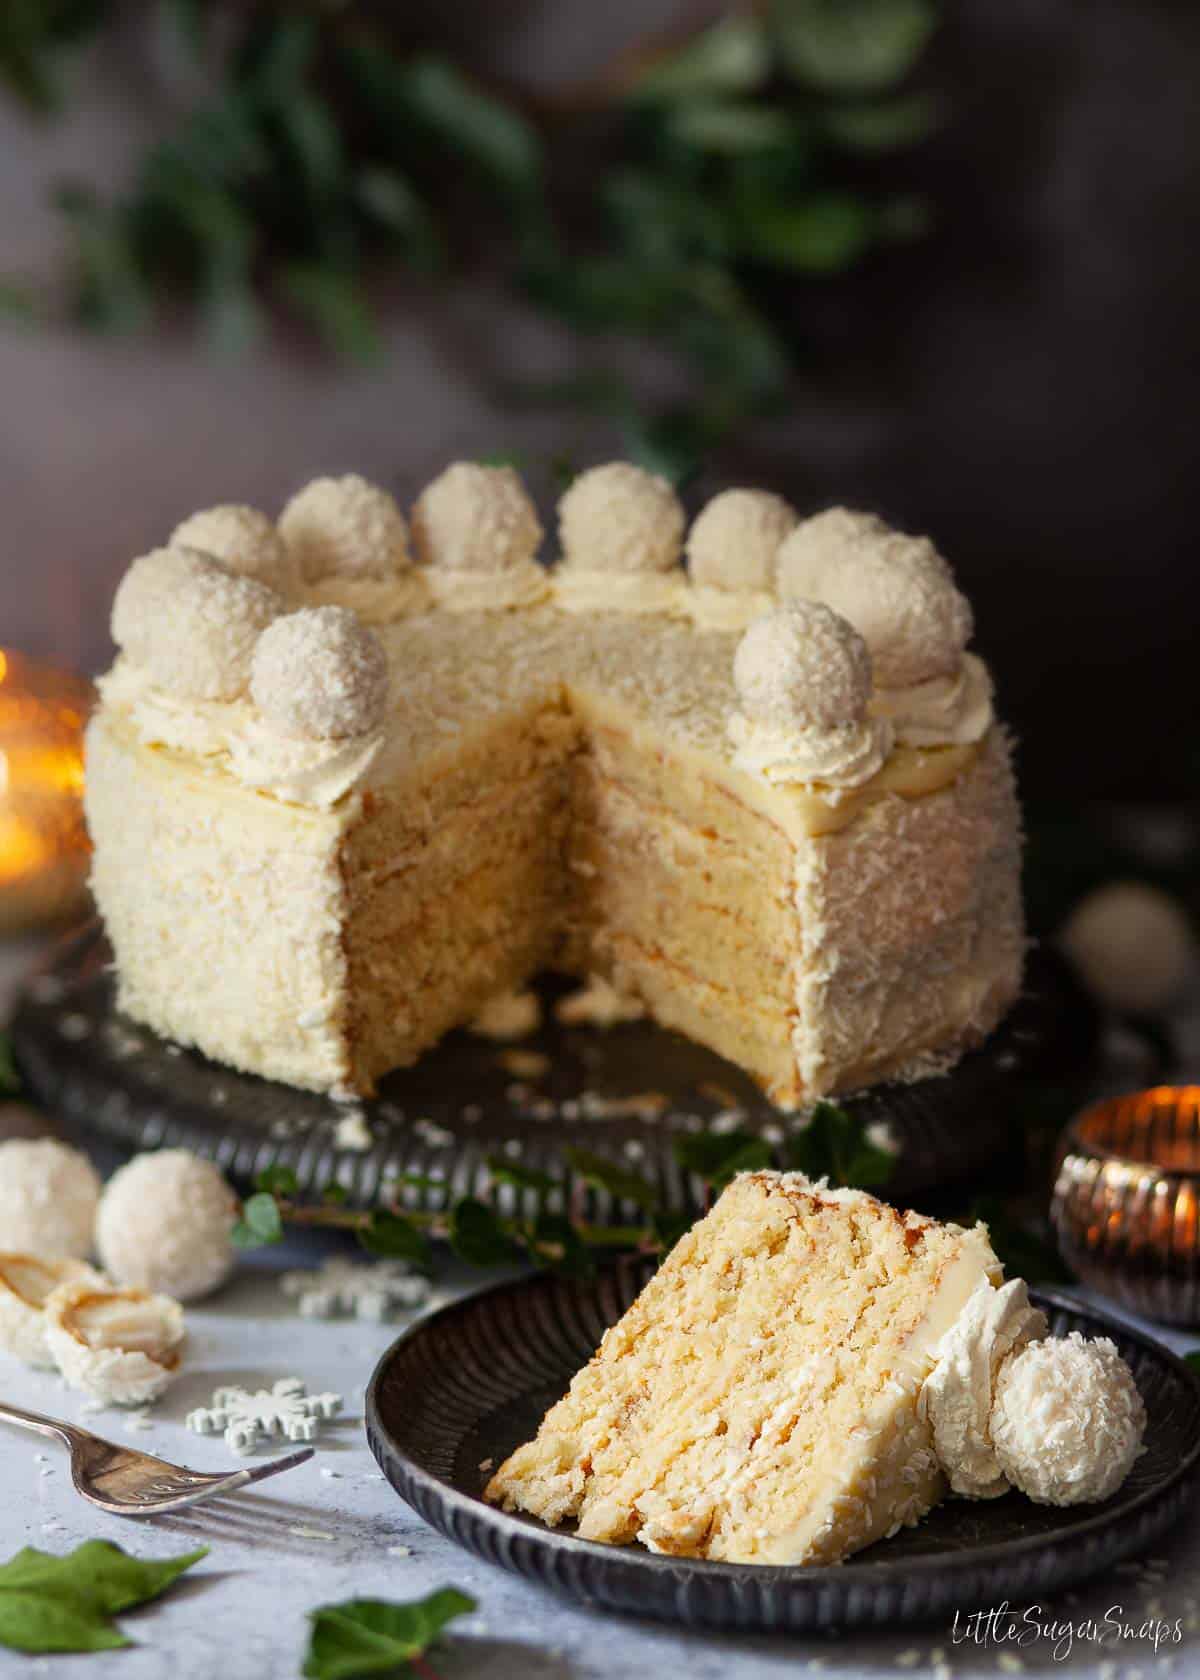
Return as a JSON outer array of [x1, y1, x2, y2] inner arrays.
[[872, 653, 994, 749], [426, 560, 551, 613], [727, 712, 892, 794], [552, 567, 689, 617], [687, 585, 776, 633], [301, 572, 431, 623]]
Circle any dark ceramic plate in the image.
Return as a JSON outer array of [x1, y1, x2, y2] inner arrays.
[[366, 1263, 1200, 1632], [11, 922, 1095, 1215]]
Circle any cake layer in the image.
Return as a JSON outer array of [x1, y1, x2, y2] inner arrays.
[[487, 1172, 1000, 1563]]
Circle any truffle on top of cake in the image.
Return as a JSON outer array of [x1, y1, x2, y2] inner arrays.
[[777, 508, 992, 749], [553, 462, 689, 616], [278, 473, 430, 621], [171, 504, 297, 593], [726, 600, 893, 797], [412, 462, 548, 610], [685, 487, 796, 632]]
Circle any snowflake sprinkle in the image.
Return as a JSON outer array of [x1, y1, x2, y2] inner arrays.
[[186, 1377, 343, 1455], [279, 1256, 430, 1322]]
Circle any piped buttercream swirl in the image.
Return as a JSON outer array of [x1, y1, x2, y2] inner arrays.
[[425, 560, 551, 613], [871, 653, 994, 749], [727, 712, 892, 793], [552, 567, 689, 617]]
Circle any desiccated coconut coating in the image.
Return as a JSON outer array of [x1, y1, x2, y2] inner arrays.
[[0, 1138, 101, 1260], [991, 1332, 1146, 1505], [96, 1149, 238, 1303], [279, 474, 410, 582], [776, 509, 970, 687], [412, 462, 543, 572], [171, 505, 295, 590], [251, 606, 389, 740], [111, 546, 283, 701], [558, 463, 685, 574], [687, 489, 797, 592], [732, 601, 873, 731]]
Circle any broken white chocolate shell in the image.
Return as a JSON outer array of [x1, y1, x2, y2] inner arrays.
[[44, 1280, 185, 1406], [0, 1253, 104, 1367]]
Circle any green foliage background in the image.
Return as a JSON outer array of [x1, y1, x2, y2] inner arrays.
[[2, 0, 941, 480]]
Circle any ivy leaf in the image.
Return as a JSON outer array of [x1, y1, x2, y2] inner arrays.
[[0, 1540, 207, 1654], [784, 1101, 895, 1188], [667, 100, 802, 155], [820, 92, 939, 152], [0, 1032, 19, 1094], [449, 1198, 517, 1266], [279, 263, 379, 361], [390, 55, 542, 204], [632, 16, 770, 103], [359, 1211, 430, 1268], [529, 1212, 594, 1279], [485, 1156, 560, 1198], [734, 190, 874, 272], [303, 1588, 475, 1680], [255, 1164, 299, 1196], [774, 0, 939, 95], [652, 1209, 693, 1252], [354, 168, 443, 273], [53, 185, 150, 333], [564, 1148, 658, 1213], [231, 1190, 283, 1249], [1185, 1351, 1200, 1373], [673, 1130, 774, 1189]]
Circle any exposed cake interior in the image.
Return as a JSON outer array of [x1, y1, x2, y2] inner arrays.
[[486, 1171, 1000, 1564]]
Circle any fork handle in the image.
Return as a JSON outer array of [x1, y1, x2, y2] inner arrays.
[[0, 1400, 84, 1452]]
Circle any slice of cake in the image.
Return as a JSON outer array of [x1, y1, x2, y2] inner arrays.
[[84, 463, 1023, 1105], [486, 1174, 1147, 1562]]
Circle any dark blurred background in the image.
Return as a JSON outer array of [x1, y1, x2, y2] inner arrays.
[[2, 0, 1198, 803]]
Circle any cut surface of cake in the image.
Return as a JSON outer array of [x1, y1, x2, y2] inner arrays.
[[85, 466, 1023, 1105], [485, 1173, 1148, 1562]]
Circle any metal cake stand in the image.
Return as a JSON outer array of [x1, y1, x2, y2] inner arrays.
[[9, 923, 1096, 1218]]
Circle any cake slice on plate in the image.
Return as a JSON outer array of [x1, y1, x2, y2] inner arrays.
[[485, 1173, 1146, 1564]]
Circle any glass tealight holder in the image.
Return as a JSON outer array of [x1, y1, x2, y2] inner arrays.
[[0, 650, 91, 934], [1053, 1086, 1200, 1325]]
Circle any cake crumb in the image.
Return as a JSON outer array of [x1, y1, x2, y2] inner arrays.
[[555, 974, 645, 1029], [499, 1049, 550, 1080], [471, 990, 542, 1041]]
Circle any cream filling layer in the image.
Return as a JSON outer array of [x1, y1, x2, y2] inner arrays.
[[423, 561, 550, 612], [919, 1277, 1047, 1498], [871, 654, 993, 749], [552, 568, 690, 617], [686, 585, 776, 633], [726, 711, 894, 798]]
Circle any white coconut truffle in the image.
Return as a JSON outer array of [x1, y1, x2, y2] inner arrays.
[[44, 1279, 185, 1407], [96, 1150, 238, 1303], [251, 606, 389, 740], [111, 546, 283, 701], [558, 463, 685, 574], [279, 474, 410, 583], [776, 509, 971, 687], [991, 1333, 1146, 1506], [0, 1253, 104, 1367], [0, 1137, 101, 1260], [1060, 881, 1198, 1015], [171, 504, 295, 591], [687, 489, 797, 592], [732, 600, 874, 732], [412, 463, 543, 572]]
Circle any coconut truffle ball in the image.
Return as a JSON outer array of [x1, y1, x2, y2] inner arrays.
[[776, 510, 970, 687], [732, 601, 874, 733], [558, 463, 685, 574], [111, 546, 283, 701], [1060, 881, 1197, 1015], [0, 1137, 100, 1259], [687, 489, 797, 592], [991, 1333, 1146, 1506], [412, 462, 543, 572], [251, 606, 389, 740], [96, 1150, 238, 1303], [45, 1279, 185, 1406], [279, 474, 410, 583], [171, 504, 294, 590]]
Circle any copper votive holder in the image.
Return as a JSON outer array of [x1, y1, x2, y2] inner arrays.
[[1053, 1086, 1200, 1325]]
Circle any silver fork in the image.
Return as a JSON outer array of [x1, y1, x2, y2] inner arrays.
[[0, 1401, 314, 1514]]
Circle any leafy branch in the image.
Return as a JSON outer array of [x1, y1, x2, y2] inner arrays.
[[231, 1100, 895, 1274], [0, 1541, 206, 1655], [2, 0, 943, 479]]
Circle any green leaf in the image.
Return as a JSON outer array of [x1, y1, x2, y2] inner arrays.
[[0, 1540, 206, 1654], [279, 263, 379, 361], [618, 405, 714, 487], [275, 92, 344, 205], [1185, 1350, 1200, 1372], [821, 91, 939, 151], [231, 1190, 283, 1249], [485, 1155, 560, 1198], [354, 168, 444, 273], [774, 0, 938, 94], [667, 100, 802, 155], [235, 14, 317, 99], [734, 190, 873, 272], [652, 1209, 693, 1252], [673, 1130, 774, 1189], [359, 1211, 430, 1268], [201, 273, 262, 357], [449, 1198, 518, 1266], [529, 1212, 594, 1278], [54, 186, 150, 333], [0, 1033, 19, 1094], [255, 1164, 299, 1196], [323, 1184, 349, 1206], [564, 1148, 658, 1213], [375, 53, 543, 204], [303, 1587, 475, 1680], [632, 16, 770, 103], [784, 1101, 895, 1188]]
